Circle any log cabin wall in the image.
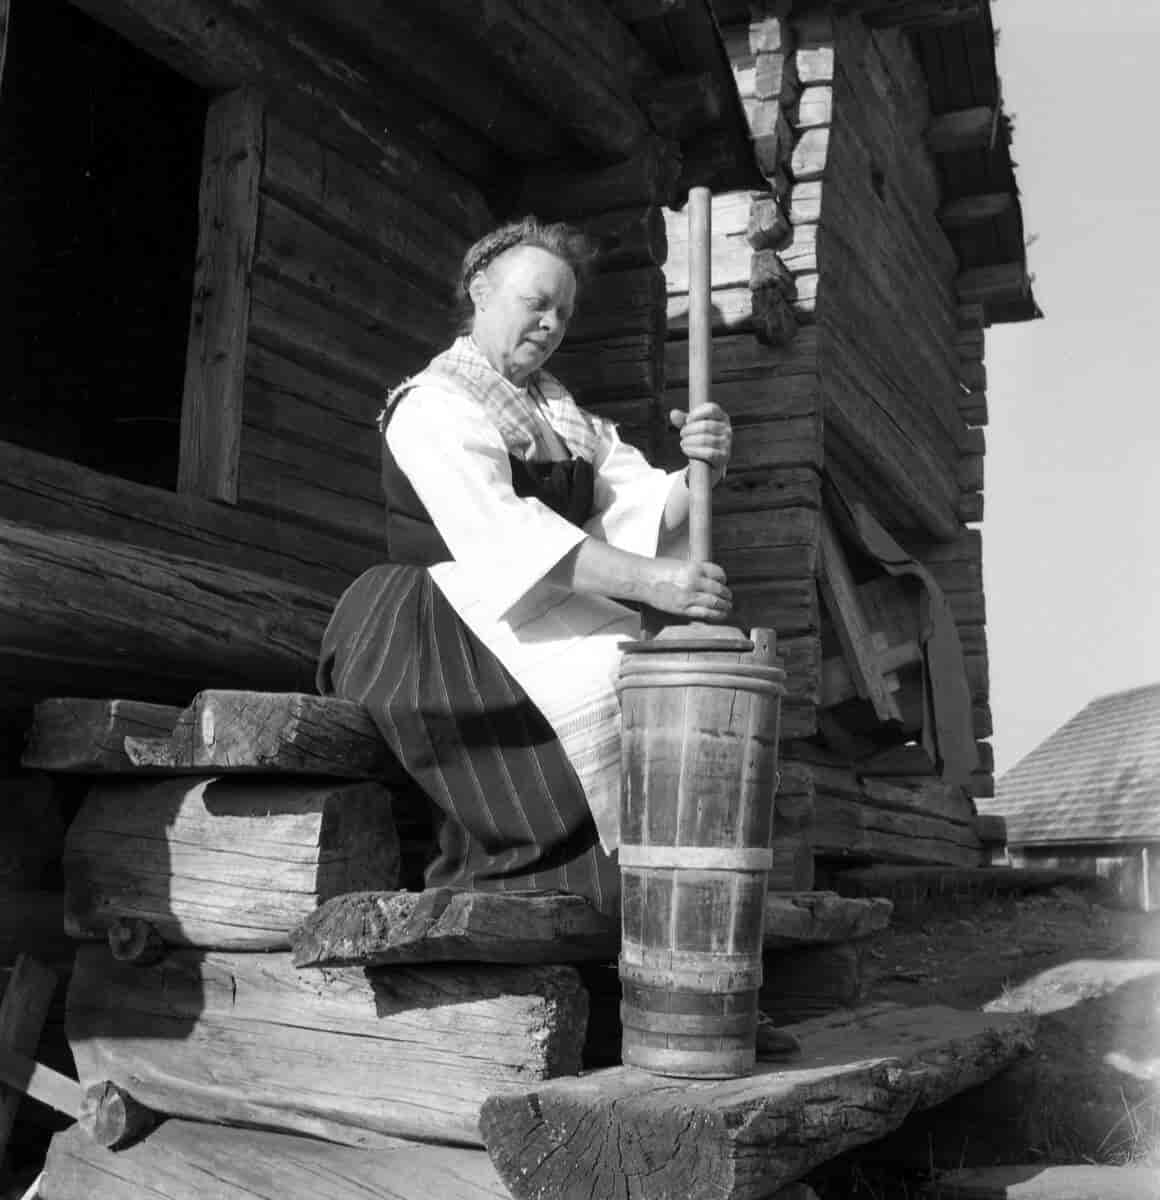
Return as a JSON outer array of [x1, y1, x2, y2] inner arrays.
[[234, 106, 490, 543]]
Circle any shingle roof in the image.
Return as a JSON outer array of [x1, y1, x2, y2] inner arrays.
[[981, 683, 1160, 846]]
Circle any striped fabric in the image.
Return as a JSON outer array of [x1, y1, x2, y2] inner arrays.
[[316, 564, 619, 917]]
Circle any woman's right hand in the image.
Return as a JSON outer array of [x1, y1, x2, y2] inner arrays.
[[647, 557, 733, 621]]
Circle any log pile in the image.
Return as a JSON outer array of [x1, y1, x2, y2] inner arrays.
[[9, 688, 1036, 1198]]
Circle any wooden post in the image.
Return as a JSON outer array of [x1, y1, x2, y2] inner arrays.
[[0, 957, 60, 1160], [178, 88, 264, 503], [687, 185, 713, 564]]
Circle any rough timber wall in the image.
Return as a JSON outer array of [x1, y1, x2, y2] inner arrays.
[[236, 110, 491, 543]]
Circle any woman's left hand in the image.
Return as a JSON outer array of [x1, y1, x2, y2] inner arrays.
[[670, 402, 732, 483]]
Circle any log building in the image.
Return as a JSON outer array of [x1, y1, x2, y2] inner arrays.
[[0, 1, 1041, 1192]]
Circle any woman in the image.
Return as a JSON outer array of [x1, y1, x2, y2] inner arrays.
[[317, 217, 733, 917]]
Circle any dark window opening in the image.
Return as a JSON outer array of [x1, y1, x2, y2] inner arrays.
[[1, 0, 206, 489]]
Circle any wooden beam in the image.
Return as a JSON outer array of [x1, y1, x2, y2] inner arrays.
[[939, 191, 1015, 229], [177, 89, 262, 503], [120, 691, 400, 780], [68, 0, 498, 204], [291, 890, 618, 968], [23, 698, 182, 772], [0, 518, 332, 703], [0, 439, 382, 597], [412, 0, 653, 157], [63, 777, 400, 949], [0, 1046, 80, 1121], [68, 948, 589, 1148], [763, 892, 893, 949], [818, 513, 903, 722], [925, 106, 996, 154], [480, 1005, 1034, 1200], [957, 263, 1031, 306], [520, 137, 681, 216], [0, 956, 60, 1156]]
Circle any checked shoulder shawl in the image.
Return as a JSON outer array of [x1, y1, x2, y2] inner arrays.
[[380, 336, 606, 462]]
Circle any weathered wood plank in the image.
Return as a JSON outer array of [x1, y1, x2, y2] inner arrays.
[[67, 948, 589, 1147], [22, 699, 182, 773], [291, 890, 618, 968], [120, 690, 398, 780], [43, 1121, 511, 1200], [569, 267, 666, 343], [520, 137, 681, 217], [63, 777, 399, 950], [764, 891, 893, 949], [0, 956, 60, 1155], [177, 89, 263, 504], [0, 519, 333, 701], [261, 116, 472, 292], [480, 1004, 1035, 1200], [812, 792, 985, 868], [0, 439, 379, 596], [69, 0, 500, 197]]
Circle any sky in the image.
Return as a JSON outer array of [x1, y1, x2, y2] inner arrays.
[[983, 0, 1160, 774]]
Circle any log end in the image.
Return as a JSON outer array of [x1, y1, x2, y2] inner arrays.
[[78, 1081, 162, 1150]]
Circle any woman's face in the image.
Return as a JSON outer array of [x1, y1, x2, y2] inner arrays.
[[470, 245, 577, 386]]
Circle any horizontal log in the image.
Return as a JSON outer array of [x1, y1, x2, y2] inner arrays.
[[256, 193, 452, 353], [249, 271, 429, 400], [733, 578, 819, 639], [0, 439, 378, 596], [261, 116, 473, 292], [480, 1003, 1035, 1200], [581, 206, 667, 270], [812, 791, 985, 868], [22, 699, 180, 773], [521, 138, 682, 217], [926, 106, 995, 153], [63, 777, 399, 949], [790, 85, 832, 130], [665, 324, 818, 386], [68, 948, 588, 1147], [0, 519, 333, 702], [938, 191, 1015, 229], [68, 0, 499, 202], [292, 890, 618, 968], [78, 1081, 162, 1151], [121, 690, 399, 780], [763, 891, 893, 949], [552, 333, 663, 403], [43, 1121, 511, 1200], [281, 0, 563, 162], [569, 267, 666, 343], [795, 45, 834, 86], [667, 283, 801, 341]]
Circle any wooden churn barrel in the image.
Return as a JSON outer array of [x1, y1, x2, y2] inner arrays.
[[615, 626, 785, 1078]]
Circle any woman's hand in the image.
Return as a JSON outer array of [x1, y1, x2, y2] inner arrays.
[[646, 557, 733, 621], [669, 402, 732, 484]]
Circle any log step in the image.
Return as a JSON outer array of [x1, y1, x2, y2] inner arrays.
[[479, 1003, 1035, 1200], [67, 947, 589, 1148], [42, 1120, 510, 1200], [764, 891, 893, 948], [930, 1164, 1160, 1199], [291, 889, 619, 968], [24, 691, 406, 783]]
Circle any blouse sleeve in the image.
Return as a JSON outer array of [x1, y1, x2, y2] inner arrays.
[[386, 384, 588, 621], [585, 418, 684, 557]]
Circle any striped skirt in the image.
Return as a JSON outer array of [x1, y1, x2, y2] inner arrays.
[[316, 565, 619, 916]]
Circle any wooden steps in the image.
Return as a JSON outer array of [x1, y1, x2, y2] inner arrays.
[[480, 1003, 1035, 1200], [42, 1121, 511, 1200]]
